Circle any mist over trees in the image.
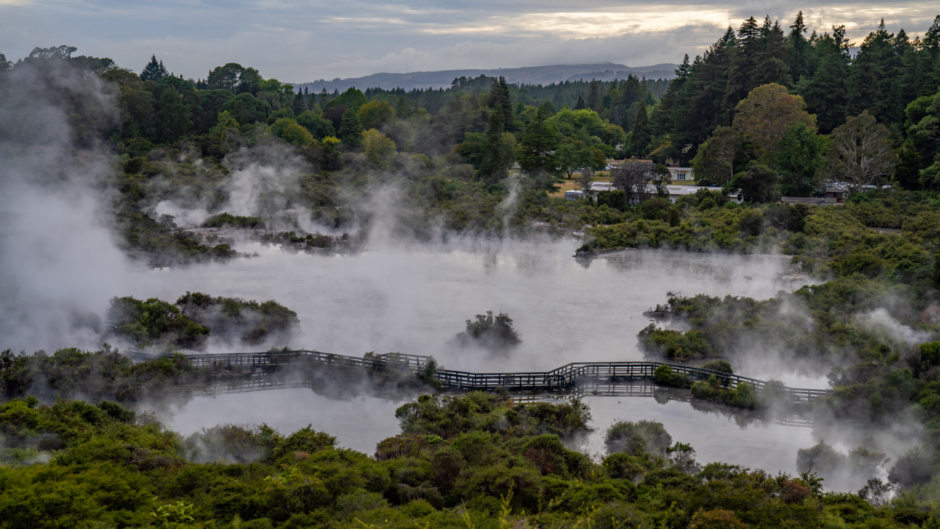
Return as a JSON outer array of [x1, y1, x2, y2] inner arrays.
[[453, 310, 521, 353], [3, 13, 936, 253], [106, 293, 299, 350], [5, 11, 940, 526]]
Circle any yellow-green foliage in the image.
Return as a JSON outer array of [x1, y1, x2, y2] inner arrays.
[[583, 203, 775, 253]]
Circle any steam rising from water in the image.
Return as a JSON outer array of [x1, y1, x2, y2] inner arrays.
[[0, 58, 141, 352], [0, 60, 915, 490], [497, 173, 521, 233], [122, 241, 813, 373], [133, 239, 841, 478]]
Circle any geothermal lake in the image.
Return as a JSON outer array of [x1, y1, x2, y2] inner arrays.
[[118, 236, 887, 483], [133, 237, 815, 376]]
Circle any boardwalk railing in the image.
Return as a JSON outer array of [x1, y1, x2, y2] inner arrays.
[[173, 350, 828, 405]]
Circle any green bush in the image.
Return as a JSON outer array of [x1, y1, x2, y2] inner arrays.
[[605, 421, 672, 457], [703, 359, 733, 374], [653, 364, 691, 388], [454, 311, 521, 352]]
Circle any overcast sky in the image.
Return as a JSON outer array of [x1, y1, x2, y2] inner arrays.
[[1, 1, 938, 82]]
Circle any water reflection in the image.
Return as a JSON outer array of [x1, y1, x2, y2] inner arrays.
[[154, 377, 904, 493], [129, 240, 836, 480], [154, 384, 816, 482], [127, 241, 814, 376], [155, 388, 408, 456], [581, 392, 815, 473]]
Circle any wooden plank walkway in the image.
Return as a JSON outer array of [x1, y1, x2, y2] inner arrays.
[[176, 350, 829, 405]]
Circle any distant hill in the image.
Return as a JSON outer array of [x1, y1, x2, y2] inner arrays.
[[294, 62, 677, 92]]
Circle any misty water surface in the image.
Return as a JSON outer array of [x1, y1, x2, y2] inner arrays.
[[131, 238, 818, 381], [136, 237, 854, 482], [160, 388, 819, 483]]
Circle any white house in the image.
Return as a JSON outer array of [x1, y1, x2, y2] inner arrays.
[[667, 167, 694, 182]]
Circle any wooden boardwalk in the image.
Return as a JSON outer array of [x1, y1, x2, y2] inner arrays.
[[179, 350, 829, 405]]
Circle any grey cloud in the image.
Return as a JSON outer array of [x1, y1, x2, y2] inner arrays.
[[1, 1, 938, 81], [319, 24, 722, 77]]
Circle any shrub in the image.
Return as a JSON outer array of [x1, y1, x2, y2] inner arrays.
[[454, 311, 520, 352], [689, 509, 748, 529], [781, 480, 811, 504], [605, 421, 672, 457], [702, 359, 732, 374], [691, 381, 718, 400], [201, 213, 263, 229], [653, 365, 691, 388]]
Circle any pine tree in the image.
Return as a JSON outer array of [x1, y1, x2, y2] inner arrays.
[[621, 76, 641, 109], [897, 36, 928, 102], [630, 105, 650, 157], [649, 55, 690, 146], [923, 16, 940, 91], [691, 28, 736, 130], [725, 17, 761, 109], [618, 76, 643, 129], [487, 76, 513, 132], [337, 108, 363, 147], [480, 112, 512, 183], [788, 11, 812, 81], [848, 20, 903, 124], [755, 17, 791, 87], [140, 54, 168, 82], [803, 30, 850, 133], [586, 80, 602, 111]]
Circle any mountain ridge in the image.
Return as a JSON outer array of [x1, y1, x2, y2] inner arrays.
[[294, 62, 677, 92]]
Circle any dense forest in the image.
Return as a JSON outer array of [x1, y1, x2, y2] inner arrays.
[[2, 13, 938, 263], [4, 11, 940, 529]]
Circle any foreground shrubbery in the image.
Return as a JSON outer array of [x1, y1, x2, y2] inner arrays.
[[1, 393, 934, 529]]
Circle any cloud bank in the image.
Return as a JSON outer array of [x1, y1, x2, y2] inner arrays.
[[0, 1, 937, 81]]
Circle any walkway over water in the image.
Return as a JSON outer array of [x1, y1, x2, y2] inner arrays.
[[180, 349, 829, 405]]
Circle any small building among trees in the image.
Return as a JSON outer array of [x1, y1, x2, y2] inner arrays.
[[668, 166, 695, 182]]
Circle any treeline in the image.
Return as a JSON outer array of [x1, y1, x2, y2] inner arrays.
[[359, 74, 670, 126], [1, 44, 643, 261], [5, 14, 940, 199], [0, 46, 647, 166], [3, 43, 662, 186], [647, 13, 940, 197], [652, 13, 940, 157], [1, 393, 931, 528], [6, 15, 940, 267]]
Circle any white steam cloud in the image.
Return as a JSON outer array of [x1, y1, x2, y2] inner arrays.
[[0, 59, 139, 352], [856, 308, 932, 346]]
